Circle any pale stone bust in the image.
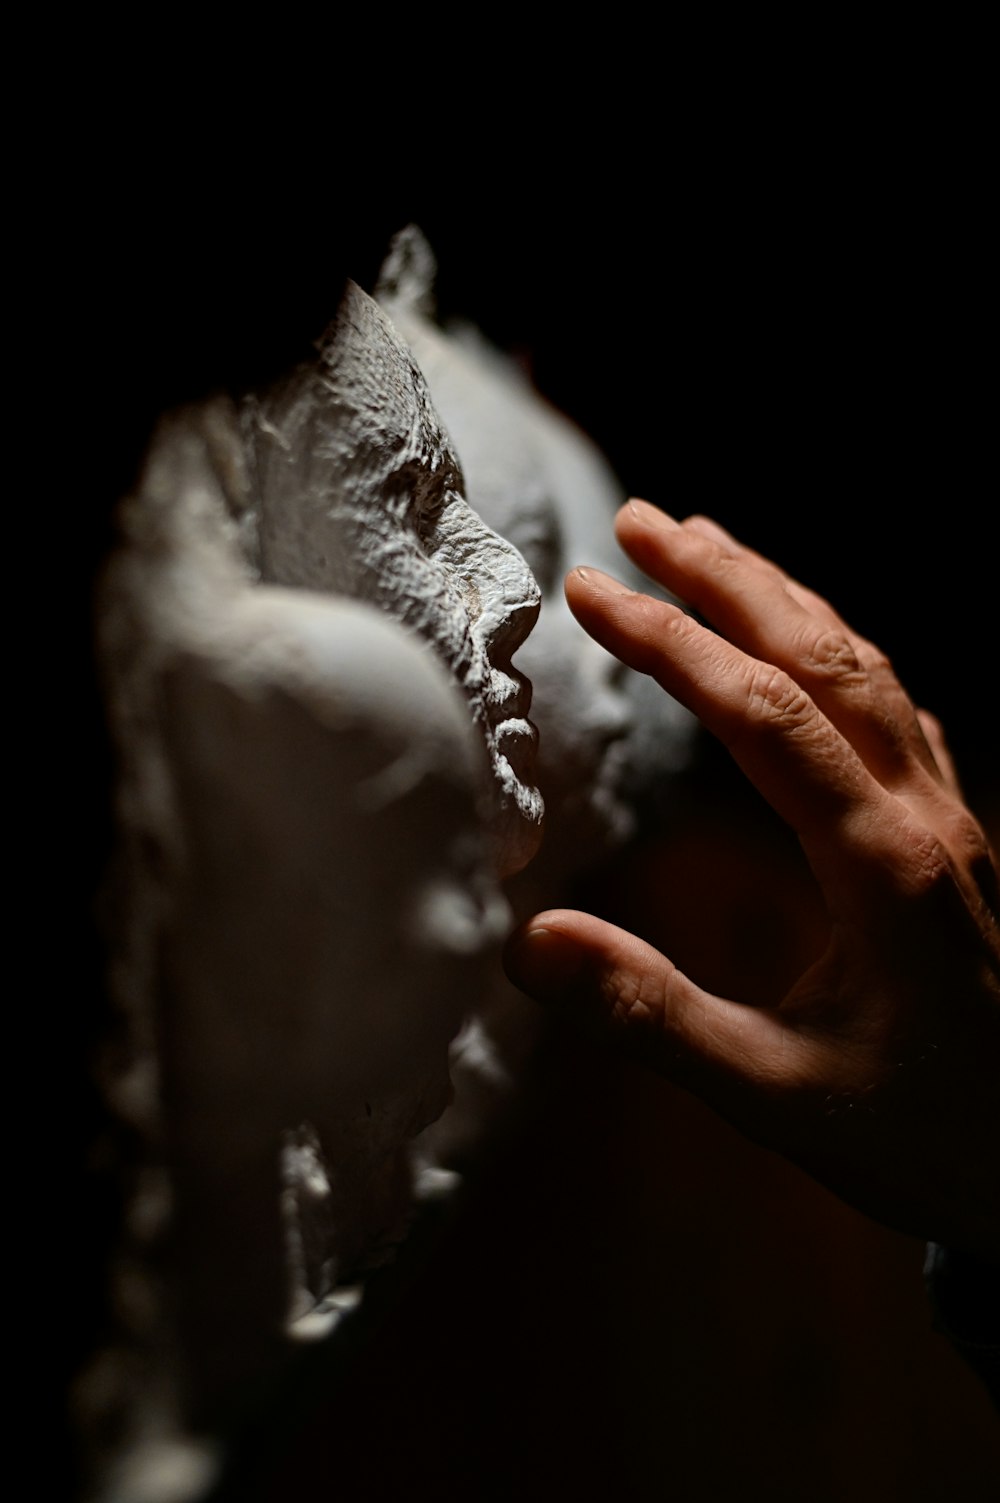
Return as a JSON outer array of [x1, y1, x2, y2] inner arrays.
[[87, 254, 691, 1500], [90, 382, 520, 1494]]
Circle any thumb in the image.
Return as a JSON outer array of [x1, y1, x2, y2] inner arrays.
[[503, 909, 798, 1112]]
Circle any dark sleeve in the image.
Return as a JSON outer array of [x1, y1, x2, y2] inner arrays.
[[924, 1243, 1000, 1408]]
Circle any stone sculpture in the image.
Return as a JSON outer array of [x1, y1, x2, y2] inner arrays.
[[88, 298, 542, 1492], [243, 279, 544, 879], [86, 253, 692, 1500]]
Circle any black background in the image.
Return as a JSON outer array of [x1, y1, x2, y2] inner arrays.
[[64, 70, 996, 1495]]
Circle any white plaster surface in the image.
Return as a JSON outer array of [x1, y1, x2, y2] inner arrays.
[[90, 397, 511, 1494], [87, 246, 693, 1500], [244, 280, 544, 879]]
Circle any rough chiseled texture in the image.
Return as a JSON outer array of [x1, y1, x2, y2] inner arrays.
[[378, 226, 692, 883], [244, 280, 544, 879]]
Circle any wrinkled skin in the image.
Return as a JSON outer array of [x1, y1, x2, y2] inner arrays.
[[506, 503, 1000, 1259]]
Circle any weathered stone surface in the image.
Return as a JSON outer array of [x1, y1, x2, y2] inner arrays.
[[244, 280, 544, 879]]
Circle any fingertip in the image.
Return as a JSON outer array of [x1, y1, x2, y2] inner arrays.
[[615, 499, 680, 534], [503, 921, 587, 1000], [565, 566, 634, 598]]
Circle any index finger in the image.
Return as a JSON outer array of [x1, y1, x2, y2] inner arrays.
[[565, 565, 921, 923], [614, 503, 943, 797]]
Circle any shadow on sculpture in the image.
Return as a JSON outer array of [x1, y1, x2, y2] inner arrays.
[[84, 240, 691, 1501]]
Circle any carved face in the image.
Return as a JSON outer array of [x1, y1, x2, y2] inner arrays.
[[245, 283, 543, 878], [379, 305, 691, 880]]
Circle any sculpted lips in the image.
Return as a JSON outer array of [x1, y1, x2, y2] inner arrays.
[[489, 670, 539, 771], [487, 666, 541, 806], [488, 666, 533, 733], [494, 717, 539, 788]]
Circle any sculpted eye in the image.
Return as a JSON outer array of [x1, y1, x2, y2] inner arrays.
[[417, 480, 452, 537], [385, 458, 450, 541]]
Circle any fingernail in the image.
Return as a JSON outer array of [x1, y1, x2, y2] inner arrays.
[[503, 925, 586, 999], [574, 566, 634, 596], [628, 500, 679, 530]]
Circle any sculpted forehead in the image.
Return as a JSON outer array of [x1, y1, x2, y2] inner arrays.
[[317, 280, 460, 500], [384, 309, 551, 537]]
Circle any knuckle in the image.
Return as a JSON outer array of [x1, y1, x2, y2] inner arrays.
[[798, 627, 862, 682], [599, 962, 670, 1036], [896, 826, 952, 900], [628, 599, 698, 673], [691, 536, 752, 588], [743, 662, 813, 729], [854, 636, 896, 683], [897, 811, 995, 899], [661, 603, 699, 644]]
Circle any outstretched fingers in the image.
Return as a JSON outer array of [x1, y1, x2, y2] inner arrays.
[[566, 563, 914, 909], [613, 502, 943, 796]]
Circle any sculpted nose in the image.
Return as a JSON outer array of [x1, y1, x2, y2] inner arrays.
[[452, 510, 541, 662], [487, 574, 541, 661]]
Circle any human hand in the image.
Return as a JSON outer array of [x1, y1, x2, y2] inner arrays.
[[504, 502, 1000, 1258]]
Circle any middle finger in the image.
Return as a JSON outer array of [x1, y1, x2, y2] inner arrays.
[[614, 501, 943, 794]]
